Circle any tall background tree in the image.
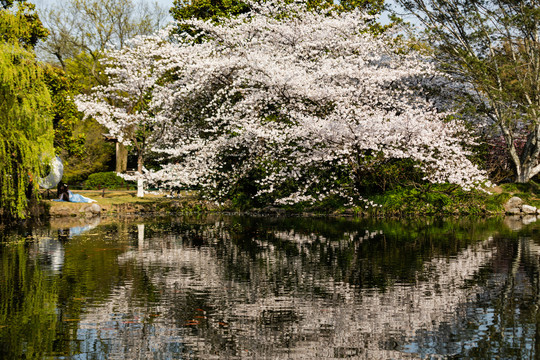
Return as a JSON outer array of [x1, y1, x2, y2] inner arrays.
[[170, 0, 250, 21], [170, 0, 385, 22], [398, 0, 540, 183], [39, 0, 168, 80], [0, 0, 53, 220]]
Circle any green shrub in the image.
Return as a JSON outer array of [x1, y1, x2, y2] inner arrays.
[[367, 184, 504, 216], [83, 172, 135, 190]]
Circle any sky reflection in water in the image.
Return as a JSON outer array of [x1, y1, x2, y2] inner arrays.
[[0, 215, 538, 359]]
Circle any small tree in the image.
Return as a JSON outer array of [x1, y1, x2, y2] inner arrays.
[[75, 35, 172, 196], [398, 0, 540, 183]]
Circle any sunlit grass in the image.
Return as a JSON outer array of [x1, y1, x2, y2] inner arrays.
[[45, 189, 202, 216]]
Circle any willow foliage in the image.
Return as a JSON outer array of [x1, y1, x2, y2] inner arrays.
[[0, 7, 53, 220]]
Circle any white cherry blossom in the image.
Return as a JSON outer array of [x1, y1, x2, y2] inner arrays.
[[77, 1, 488, 205]]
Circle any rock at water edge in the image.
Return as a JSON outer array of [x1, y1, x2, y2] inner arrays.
[[506, 207, 522, 215], [505, 197, 523, 212], [522, 204, 537, 214]]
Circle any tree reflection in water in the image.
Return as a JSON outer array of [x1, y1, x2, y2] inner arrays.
[[0, 216, 539, 359]]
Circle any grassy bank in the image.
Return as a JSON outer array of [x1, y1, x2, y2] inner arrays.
[[45, 190, 217, 217], [345, 182, 540, 217]]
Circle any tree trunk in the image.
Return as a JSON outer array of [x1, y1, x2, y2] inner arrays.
[[504, 126, 540, 183], [513, 155, 540, 183], [513, 159, 540, 183], [136, 152, 144, 197], [516, 167, 532, 183], [137, 176, 144, 198], [137, 152, 143, 173], [115, 142, 128, 173]]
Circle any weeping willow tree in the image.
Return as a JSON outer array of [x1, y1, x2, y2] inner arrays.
[[0, 1, 53, 220]]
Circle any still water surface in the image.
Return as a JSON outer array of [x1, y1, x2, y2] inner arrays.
[[0, 215, 539, 359]]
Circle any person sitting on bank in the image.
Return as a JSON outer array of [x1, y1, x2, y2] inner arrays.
[[55, 182, 96, 203], [57, 182, 70, 201]]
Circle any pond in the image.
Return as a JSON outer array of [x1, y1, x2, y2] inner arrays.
[[0, 215, 539, 359]]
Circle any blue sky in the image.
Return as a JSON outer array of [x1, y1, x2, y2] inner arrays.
[[150, 0, 174, 8], [33, 0, 176, 24], [34, 0, 175, 12]]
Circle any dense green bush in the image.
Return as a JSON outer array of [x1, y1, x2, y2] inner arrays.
[[83, 172, 135, 190]]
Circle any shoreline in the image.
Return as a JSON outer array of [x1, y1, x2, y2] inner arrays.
[[40, 183, 540, 220], [43, 189, 507, 219]]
